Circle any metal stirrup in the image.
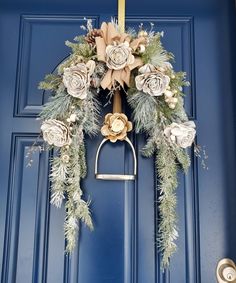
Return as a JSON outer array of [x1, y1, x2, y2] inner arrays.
[[95, 137, 137, 181]]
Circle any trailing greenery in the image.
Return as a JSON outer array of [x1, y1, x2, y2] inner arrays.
[[155, 143, 178, 269], [127, 37, 192, 268], [64, 139, 93, 252], [39, 47, 100, 252], [40, 91, 73, 120]]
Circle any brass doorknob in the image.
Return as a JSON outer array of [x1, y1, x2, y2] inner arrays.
[[216, 258, 236, 283]]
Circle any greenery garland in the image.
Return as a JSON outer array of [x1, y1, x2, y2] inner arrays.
[[37, 19, 198, 268]]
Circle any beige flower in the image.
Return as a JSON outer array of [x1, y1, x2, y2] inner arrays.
[[135, 64, 170, 96], [62, 60, 95, 99], [164, 121, 196, 148], [101, 113, 133, 142], [41, 119, 71, 147], [106, 41, 135, 70]]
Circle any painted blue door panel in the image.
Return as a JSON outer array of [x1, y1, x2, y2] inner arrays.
[[0, 0, 236, 282]]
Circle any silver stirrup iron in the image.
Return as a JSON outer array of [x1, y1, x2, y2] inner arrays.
[[95, 137, 137, 181]]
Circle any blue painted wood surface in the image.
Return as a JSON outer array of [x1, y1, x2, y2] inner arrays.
[[0, 0, 236, 282]]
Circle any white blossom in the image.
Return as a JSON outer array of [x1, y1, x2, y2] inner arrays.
[[164, 121, 196, 148], [135, 64, 170, 96], [63, 61, 95, 99], [41, 119, 71, 147], [106, 41, 135, 70]]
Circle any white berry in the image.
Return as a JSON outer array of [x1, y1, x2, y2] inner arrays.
[[69, 113, 77, 122], [165, 90, 173, 97], [169, 103, 176, 109]]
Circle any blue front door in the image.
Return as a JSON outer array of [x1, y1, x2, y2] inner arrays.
[[1, 0, 236, 282]]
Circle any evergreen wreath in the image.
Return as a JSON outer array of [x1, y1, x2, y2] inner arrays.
[[36, 19, 201, 268]]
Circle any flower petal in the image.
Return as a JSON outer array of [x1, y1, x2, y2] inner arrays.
[[127, 121, 133, 132], [101, 125, 110, 136]]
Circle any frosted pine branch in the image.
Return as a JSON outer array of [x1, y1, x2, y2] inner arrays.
[[156, 143, 178, 269]]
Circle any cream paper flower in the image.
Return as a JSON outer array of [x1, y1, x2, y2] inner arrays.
[[106, 41, 135, 70], [135, 63, 170, 96], [63, 60, 95, 99], [164, 121, 196, 148], [101, 113, 133, 143], [41, 119, 71, 147]]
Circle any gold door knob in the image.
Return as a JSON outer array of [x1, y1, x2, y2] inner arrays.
[[216, 258, 236, 283]]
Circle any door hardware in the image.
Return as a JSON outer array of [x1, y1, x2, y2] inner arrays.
[[216, 258, 236, 283]]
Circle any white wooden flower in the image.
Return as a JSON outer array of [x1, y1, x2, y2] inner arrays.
[[63, 61, 95, 99], [135, 64, 170, 96], [164, 121, 196, 148], [105, 41, 135, 70], [41, 119, 71, 147]]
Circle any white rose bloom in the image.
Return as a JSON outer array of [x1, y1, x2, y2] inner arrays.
[[135, 64, 170, 96], [164, 121, 196, 148], [41, 119, 71, 147], [106, 41, 135, 70], [63, 61, 95, 99]]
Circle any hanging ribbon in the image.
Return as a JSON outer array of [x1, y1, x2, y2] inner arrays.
[[118, 0, 125, 33], [113, 0, 126, 113], [113, 0, 125, 113]]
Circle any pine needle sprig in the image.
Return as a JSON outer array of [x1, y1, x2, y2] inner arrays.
[[63, 139, 93, 253], [127, 90, 159, 133], [142, 34, 174, 66], [155, 143, 178, 269], [65, 41, 95, 58], [172, 145, 191, 173], [38, 74, 62, 91], [80, 91, 101, 136], [50, 156, 68, 208], [39, 90, 73, 121]]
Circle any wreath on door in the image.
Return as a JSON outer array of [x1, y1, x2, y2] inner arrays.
[[36, 19, 200, 268]]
